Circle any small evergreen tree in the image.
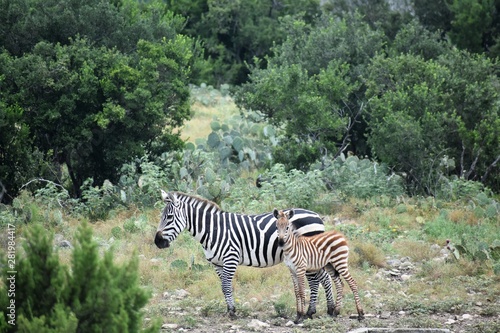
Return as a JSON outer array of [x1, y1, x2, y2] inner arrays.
[[0, 224, 157, 333]]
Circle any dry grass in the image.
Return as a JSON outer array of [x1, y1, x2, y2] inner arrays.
[[350, 241, 387, 268], [392, 239, 439, 262], [179, 98, 239, 143]]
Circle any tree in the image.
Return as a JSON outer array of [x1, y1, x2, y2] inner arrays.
[[365, 50, 500, 194], [0, 223, 157, 333], [164, 0, 323, 85], [323, 0, 413, 40], [0, 37, 192, 198], [235, 14, 385, 170], [0, 0, 201, 201], [448, 0, 496, 53]]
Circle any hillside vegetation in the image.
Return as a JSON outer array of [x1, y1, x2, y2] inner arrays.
[[1, 87, 499, 332], [1, 1, 500, 331]]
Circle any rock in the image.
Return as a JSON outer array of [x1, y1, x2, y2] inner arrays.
[[399, 262, 414, 270], [430, 244, 441, 252], [445, 318, 456, 325], [398, 311, 406, 316], [174, 289, 190, 299], [380, 311, 391, 319], [59, 240, 73, 248], [161, 323, 179, 329], [285, 320, 295, 327], [54, 234, 64, 243], [247, 319, 270, 330], [386, 259, 402, 267], [401, 274, 411, 281], [461, 314, 472, 320]]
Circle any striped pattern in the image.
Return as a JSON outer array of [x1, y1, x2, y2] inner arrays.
[[154, 191, 335, 317], [274, 209, 364, 323]]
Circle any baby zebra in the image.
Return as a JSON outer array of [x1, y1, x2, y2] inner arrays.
[[274, 209, 364, 323]]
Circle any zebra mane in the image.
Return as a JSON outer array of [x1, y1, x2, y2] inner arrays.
[[174, 191, 223, 211]]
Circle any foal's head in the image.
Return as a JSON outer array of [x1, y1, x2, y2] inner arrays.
[[273, 209, 295, 247]]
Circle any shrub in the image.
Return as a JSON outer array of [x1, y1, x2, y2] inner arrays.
[[320, 154, 404, 199], [0, 224, 158, 333], [223, 163, 326, 213]]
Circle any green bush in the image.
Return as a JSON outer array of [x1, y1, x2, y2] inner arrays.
[[320, 154, 405, 199], [0, 224, 158, 333], [223, 163, 325, 213]]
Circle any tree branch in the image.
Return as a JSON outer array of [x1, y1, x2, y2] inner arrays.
[[481, 153, 500, 183]]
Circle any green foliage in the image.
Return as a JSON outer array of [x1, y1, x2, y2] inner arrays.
[[424, 214, 500, 273], [319, 154, 404, 199], [119, 157, 169, 207], [365, 50, 500, 195], [224, 164, 325, 213], [168, 0, 322, 85], [0, 223, 158, 332], [0, 0, 199, 201], [235, 14, 384, 170], [447, 0, 495, 53]]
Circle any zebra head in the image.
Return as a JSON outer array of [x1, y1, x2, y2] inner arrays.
[[273, 208, 295, 247], [155, 190, 187, 249]]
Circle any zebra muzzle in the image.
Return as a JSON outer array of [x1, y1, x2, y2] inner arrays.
[[154, 231, 170, 249], [278, 238, 285, 247]]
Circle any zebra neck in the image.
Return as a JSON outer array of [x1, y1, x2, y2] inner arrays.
[[182, 199, 227, 246], [282, 233, 299, 253]]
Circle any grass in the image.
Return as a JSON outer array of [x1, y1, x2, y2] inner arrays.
[[5, 188, 500, 332], [178, 86, 239, 143]]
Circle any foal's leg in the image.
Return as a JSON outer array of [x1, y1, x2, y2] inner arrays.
[[335, 265, 364, 320], [326, 264, 343, 316], [294, 268, 308, 324], [306, 269, 335, 318]]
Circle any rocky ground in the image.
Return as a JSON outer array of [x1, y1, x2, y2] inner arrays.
[[154, 306, 500, 333], [150, 248, 499, 333]]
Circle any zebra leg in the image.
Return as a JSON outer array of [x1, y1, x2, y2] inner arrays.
[[326, 265, 344, 317], [294, 269, 307, 324], [306, 269, 335, 318], [337, 267, 364, 321], [214, 263, 238, 317], [305, 272, 319, 318]]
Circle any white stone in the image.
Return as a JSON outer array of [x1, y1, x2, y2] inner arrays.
[[380, 311, 391, 319], [401, 274, 411, 281], [161, 323, 179, 329], [247, 319, 270, 329], [285, 320, 295, 327]]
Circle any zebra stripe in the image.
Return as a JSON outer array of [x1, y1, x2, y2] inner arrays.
[[154, 191, 334, 317], [274, 209, 364, 323]]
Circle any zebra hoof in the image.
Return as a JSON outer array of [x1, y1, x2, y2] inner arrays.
[[306, 308, 316, 319], [327, 306, 334, 317], [228, 308, 236, 318], [357, 311, 365, 321], [294, 313, 305, 324]]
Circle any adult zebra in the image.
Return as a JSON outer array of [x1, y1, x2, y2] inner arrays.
[[154, 190, 335, 317]]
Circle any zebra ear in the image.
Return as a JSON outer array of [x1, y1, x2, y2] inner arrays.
[[273, 208, 279, 219], [161, 190, 169, 202], [168, 192, 178, 204], [286, 209, 295, 220]]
